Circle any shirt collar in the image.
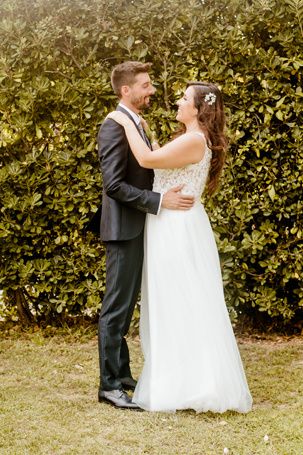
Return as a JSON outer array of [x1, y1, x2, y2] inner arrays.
[[118, 102, 141, 126]]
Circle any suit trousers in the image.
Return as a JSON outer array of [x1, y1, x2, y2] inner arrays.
[[98, 231, 144, 391]]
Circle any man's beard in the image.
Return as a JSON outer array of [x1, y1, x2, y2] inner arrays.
[[130, 94, 150, 111]]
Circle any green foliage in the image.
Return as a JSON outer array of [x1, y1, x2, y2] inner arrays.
[[0, 0, 302, 325]]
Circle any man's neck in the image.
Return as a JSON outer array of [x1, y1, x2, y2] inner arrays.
[[119, 100, 140, 115]]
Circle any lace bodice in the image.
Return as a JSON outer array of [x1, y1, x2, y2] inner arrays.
[[153, 134, 212, 200]]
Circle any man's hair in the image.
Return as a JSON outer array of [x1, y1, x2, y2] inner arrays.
[[111, 61, 152, 98]]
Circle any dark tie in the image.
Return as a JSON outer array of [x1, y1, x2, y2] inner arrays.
[[137, 121, 151, 148]]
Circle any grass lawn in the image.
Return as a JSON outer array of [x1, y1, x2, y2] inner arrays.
[[0, 327, 302, 455]]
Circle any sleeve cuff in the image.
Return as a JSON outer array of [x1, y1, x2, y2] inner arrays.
[[157, 194, 163, 215]]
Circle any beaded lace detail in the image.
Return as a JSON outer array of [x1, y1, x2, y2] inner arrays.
[[153, 133, 212, 200]]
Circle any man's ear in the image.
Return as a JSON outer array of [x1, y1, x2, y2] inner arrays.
[[120, 85, 130, 97]]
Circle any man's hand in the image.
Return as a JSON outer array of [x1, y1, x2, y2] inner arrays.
[[161, 185, 195, 210]]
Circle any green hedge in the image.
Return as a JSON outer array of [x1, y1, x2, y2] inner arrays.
[[0, 0, 302, 326]]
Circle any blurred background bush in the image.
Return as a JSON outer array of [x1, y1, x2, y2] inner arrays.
[[0, 0, 302, 329]]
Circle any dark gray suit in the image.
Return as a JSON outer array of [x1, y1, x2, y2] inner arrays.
[[98, 105, 161, 391]]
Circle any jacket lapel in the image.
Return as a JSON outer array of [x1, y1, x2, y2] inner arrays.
[[116, 105, 151, 149]]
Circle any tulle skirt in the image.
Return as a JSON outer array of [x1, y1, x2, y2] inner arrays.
[[133, 203, 253, 413]]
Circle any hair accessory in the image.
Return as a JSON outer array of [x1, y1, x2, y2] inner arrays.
[[204, 92, 216, 105]]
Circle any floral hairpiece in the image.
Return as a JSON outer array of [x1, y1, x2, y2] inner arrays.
[[204, 92, 216, 105]]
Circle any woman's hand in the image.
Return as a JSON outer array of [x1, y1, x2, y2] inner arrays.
[[106, 111, 133, 127], [152, 141, 160, 150]]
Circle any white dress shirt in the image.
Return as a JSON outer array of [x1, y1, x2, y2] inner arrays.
[[118, 102, 141, 126]]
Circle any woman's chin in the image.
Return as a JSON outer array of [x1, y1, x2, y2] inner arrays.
[[176, 113, 182, 122]]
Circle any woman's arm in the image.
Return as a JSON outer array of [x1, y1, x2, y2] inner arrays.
[[99, 119, 161, 214], [107, 112, 205, 169]]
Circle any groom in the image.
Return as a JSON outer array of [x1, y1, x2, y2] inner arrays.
[[97, 61, 194, 409]]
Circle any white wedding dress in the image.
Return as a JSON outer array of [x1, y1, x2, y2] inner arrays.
[[133, 133, 253, 413]]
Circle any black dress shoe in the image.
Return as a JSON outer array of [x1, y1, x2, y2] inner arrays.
[[120, 377, 137, 392], [98, 389, 142, 410]]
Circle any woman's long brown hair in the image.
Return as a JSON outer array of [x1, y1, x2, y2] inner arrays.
[[176, 82, 228, 195]]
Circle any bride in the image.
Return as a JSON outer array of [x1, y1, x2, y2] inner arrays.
[[107, 82, 253, 413]]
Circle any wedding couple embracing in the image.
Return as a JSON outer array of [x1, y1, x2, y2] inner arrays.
[[96, 61, 252, 413]]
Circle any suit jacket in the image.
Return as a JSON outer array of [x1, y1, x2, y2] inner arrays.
[[96, 105, 161, 241]]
